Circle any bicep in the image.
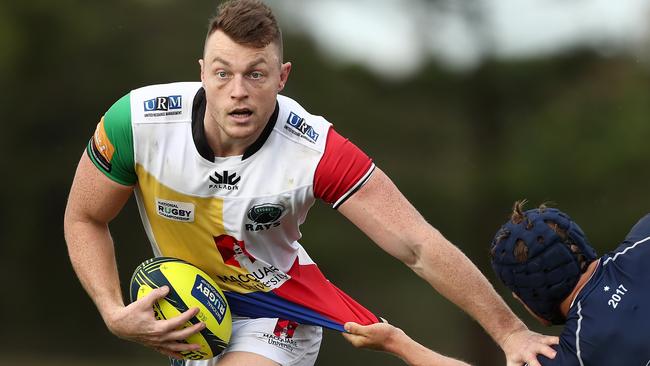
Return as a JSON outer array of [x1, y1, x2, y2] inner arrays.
[[65, 152, 134, 227], [338, 168, 436, 265]]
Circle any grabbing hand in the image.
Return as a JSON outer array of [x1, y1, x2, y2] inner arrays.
[[342, 321, 402, 352], [104, 286, 205, 359], [502, 328, 559, 366]]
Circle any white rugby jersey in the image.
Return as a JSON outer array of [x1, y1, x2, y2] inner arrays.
[[88, 82, 379, 331]]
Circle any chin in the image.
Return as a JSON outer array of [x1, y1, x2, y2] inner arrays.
[[224, 125, 260, 140]]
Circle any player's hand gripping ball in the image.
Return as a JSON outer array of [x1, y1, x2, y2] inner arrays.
[[130, 257, 232, 360]]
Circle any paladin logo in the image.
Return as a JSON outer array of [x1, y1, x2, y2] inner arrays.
[[246, 203, 284, 232], [143, 95, 182, 117], [209, 170, 241, 190]]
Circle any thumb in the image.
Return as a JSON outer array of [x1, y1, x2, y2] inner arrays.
[[344, 322, 361, 334]]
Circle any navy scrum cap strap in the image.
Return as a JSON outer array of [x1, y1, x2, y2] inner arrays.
[[490, 208, 597, 325]]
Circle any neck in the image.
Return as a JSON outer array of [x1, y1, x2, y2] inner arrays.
[[207, 129, 258, 157], [203, 116, 264, 158], [559, 258, 600, 316]]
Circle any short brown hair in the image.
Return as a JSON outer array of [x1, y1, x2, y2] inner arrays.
[[206, 0, 283, 60]]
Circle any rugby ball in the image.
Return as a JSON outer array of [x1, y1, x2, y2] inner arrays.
[[129, 257, 232, 360]]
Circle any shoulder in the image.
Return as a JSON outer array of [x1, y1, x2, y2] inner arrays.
[[129, 81, 202, 123], [130, 81, 202, 100], [622, 214, 650, 243], [273, 94, 331, 152], [604, 214, 650, 263]]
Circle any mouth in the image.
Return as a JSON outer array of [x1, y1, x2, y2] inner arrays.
[[228, 108, 253, 120]]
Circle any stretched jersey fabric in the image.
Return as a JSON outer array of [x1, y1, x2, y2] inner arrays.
[[536, 214, 650, 365], [88, 82, 380, 332]]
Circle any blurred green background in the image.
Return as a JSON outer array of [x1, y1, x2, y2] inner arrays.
[[1, 0, 649, 365]]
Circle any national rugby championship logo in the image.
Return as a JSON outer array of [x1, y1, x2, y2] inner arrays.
[[246, 203, 284, 232], [155, 198, 195, 222]]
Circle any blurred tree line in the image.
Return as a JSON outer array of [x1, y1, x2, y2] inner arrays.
[[1, 1, 648, 365]]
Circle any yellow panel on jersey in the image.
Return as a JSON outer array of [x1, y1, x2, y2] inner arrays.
[[135, 164, 269, 294]]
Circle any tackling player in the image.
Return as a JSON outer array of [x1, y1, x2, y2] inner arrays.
[[64, 1, 556, 365], [345, 201, 650, 365]]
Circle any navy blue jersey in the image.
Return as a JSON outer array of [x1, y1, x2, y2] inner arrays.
[[538, 214, 650, 365]]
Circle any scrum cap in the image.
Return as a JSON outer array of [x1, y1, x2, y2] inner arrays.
[[490, 206, 597, 324]]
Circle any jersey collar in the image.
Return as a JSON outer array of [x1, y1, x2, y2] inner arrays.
[[191, 87, 279, 162]]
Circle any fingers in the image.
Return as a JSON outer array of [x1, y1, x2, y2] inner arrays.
[[503, 330, 559, 366], [525, 358, 541, 366], [160, 307, 200, 332], [525, 334, 558, 361], [341, 330, 366, 348], [536, 341, 558, 360], [342, 322, 371, 349], [543, 335, 560, 346], [162, 321, 206, 342], [161, 340, 201, 353], [344, 322, 362, 334], [140, 285, 170, 307], [155, 346, 185, 360]]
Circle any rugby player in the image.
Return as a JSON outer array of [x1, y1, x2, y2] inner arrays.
[[64, 1, 557, 365], [345, 201, 650, 365]]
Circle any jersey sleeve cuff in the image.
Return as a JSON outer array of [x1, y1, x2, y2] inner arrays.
[[332, 163, 376, 210]]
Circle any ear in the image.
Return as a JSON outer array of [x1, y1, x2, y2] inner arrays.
[[278, 62, 292, 92], [198, 59, 205, 83]]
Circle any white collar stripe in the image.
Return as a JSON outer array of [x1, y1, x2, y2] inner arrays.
[[603, 235, 650, 265]]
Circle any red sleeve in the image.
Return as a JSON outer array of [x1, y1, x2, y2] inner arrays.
[[314, 128, 375, 208]]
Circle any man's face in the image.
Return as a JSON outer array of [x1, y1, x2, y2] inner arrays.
[[200, 30, 290, 144]]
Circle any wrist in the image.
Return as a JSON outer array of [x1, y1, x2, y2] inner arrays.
[[382, 326, 406, 355], [98, 301, 127, 331], [498, 321, 528, 350]]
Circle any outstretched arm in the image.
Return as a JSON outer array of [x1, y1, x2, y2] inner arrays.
[[338, 168, 558, 366], [64, 153, 204, 358], [343, 322, 471, 366]]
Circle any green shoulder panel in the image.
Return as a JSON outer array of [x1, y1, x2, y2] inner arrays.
[[86, 93, 136, 185]]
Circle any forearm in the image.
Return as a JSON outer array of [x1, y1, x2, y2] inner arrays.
[[410, 230, 525, 347], [64, 153, 134, 324], [386, 328, 471, 366], [64, 217, 125, 323]]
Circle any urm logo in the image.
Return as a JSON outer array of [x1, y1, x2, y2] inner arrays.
[[286, 112, 319, 142], [209, 170, 241, 190], [143, 95, 182, 111]]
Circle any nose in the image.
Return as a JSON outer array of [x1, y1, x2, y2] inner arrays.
[[230, 74, 248, 100]]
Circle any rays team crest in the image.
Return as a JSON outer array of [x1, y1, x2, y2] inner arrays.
[[214, 235, 290, 291], [246, 203, 284, 231], [284, 112, 319, 143]]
